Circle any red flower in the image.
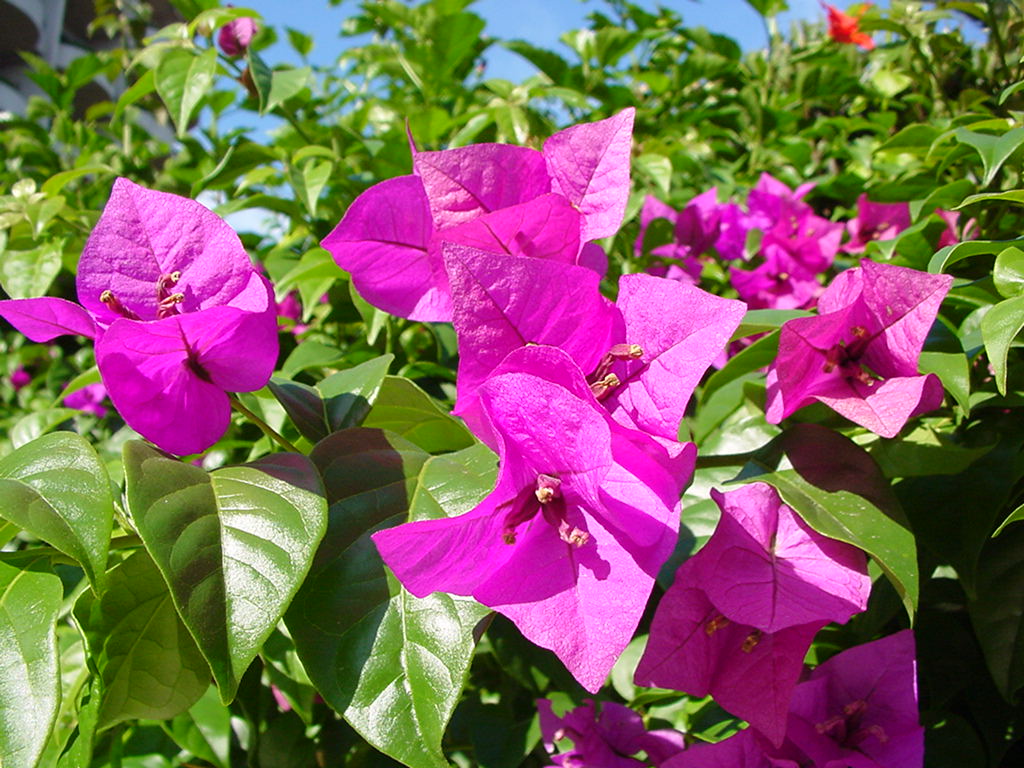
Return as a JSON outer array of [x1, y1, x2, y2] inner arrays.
[[823, 2, 875, 50]]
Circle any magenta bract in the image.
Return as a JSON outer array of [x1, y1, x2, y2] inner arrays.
[[636, 483, 869, 745], [0, 178, 278, 455], [373, 346, 691, 692], [217, 15, 257, 57], [765, 259, 953, 437], [786, 630, 923, 768], [843, 195, 911, 253], [321, 110, 635, 321]]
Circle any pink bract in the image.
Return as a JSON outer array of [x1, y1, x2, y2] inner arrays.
[[373, 346, 691, 692], [765, 259, 953, 437]]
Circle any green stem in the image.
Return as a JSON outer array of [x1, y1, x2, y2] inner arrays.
[[231, 396, 301, 453]]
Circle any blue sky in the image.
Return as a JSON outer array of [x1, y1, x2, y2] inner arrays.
[[238, 0, 868, 81]]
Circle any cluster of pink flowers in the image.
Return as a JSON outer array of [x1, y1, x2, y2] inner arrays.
[[636, 178, 968, 312]]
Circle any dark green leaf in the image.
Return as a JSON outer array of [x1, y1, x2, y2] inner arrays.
[[287, 433, 492, 768], [74, 550, 209, 729], [701, 331, 777, 404], [362, 376, 473, 454], [280, 340, 347, 378], [0, 558, 63, 768], [0, 432, 113, 591], [124, 442, 327, 702], [969, 524, 1024, 702], [163, 686, 231, 768]]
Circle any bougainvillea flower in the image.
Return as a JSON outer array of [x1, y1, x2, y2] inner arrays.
[[444, 243, 745, 448], [699, 484, 870, 632], [823, 3, 875, 51], [843, 195, 911, 253], [635, 191, 728, 283], [936, 208, 978, 249], [745, 174, 816, 234], [786, 630, 923, 768], [322, 110, 634, 320], [374, 345, 692, 691], [64, 381, 109, 418], [635, 555, 826, 747], [765, 260, 952, 437], [217, 14, 258, 57], [539, 699, 685, 767], [0, 178, 277, 455], [730, 247, 822, 310], [97, 306, 277, 455], [636, 483, 867, 744]]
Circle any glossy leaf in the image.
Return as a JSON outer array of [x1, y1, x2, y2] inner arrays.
[[994, 246, 1024, 299], [124, 442, 327, 702], [270, 354, 393, 443], [0, 432, 113, 591], [286, 432, 493, 768], [981, 294, 1024, 395], [155, 47, 218, 138], [74, 550, 209, 729], [731, 308, 811, 339], [928, 237, 1024, 274], [0, 558, 63, 768], [362, 375, 474, 454]]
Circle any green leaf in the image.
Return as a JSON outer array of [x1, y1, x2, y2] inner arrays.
[[928, 237, 1024, 274], [0, 240, 64, 299], [731, 309, 811, 339], [969, 524, 1024, 702], [245, 47, 273, 115], [735, 425, 919, 618], [74, 550, 209, 729], [744, 0, 788, 15], [269, 354, 393, 443], [41, 165, 113, 197], [956, 189, 1024, 208], [0, 558, 63, 768], [994, 247, 1024, 299], [701, 331, 777, 404], [155, 47, 218, 138], [124, 443, 328, 702], [10, 408, 79, 449], [955, 126, 1024, 186], [993, 502, 1024, 538], [114, 69, 156, 119], [918, 350, 971, 414], [981, 295, 1024, 395], [288, 160, 332, 218], [0, 432, 113, 592], [267, 66, 311, 113], [363, 376, 474, 454], [280, 340, 346, 378], [634, 154, 672, 196], [162, 680, 231, 768], [319, 354, 394, 432], [286, 433, 492, 768], [865, 425, 993, 478]]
